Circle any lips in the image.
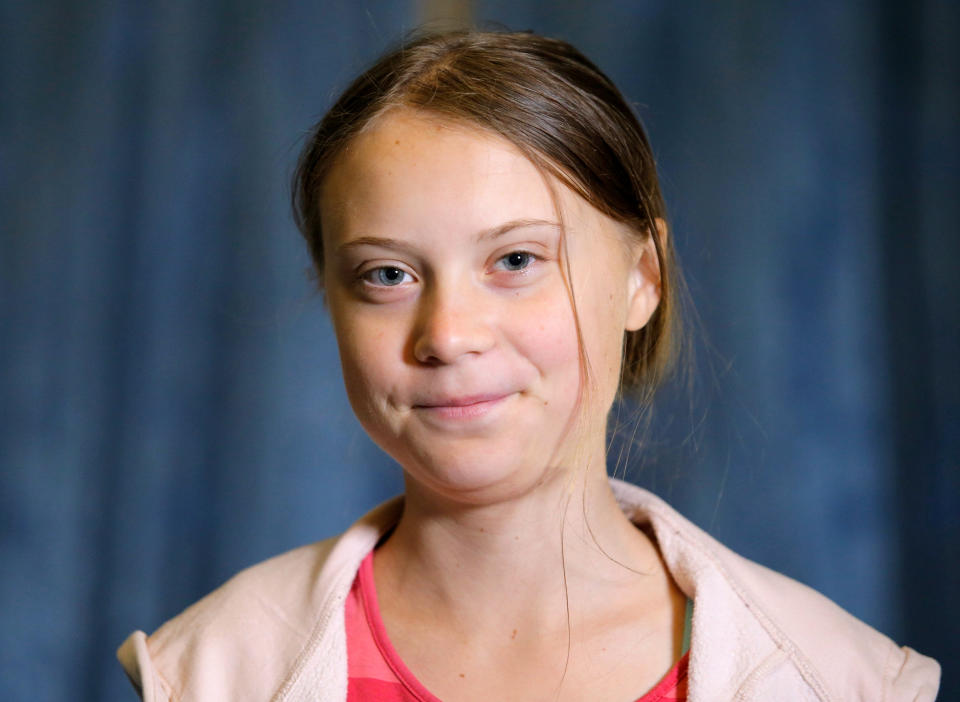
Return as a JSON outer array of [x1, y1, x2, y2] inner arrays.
[[412, 393, 513, 420], [415, 393, 508, 408]]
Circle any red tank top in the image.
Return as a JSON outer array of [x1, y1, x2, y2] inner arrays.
[[345, 550, 689, 701]]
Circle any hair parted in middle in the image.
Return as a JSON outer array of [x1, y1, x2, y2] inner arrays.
[[293, 29, 683, 398]]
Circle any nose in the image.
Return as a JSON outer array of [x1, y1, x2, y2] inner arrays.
[[412, 281, 495, 365]]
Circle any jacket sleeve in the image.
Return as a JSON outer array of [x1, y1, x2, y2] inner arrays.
[[117, 631, 174, 702], [887, 645, 941, 702]]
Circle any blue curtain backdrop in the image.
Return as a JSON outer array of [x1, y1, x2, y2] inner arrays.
[[1, 1, 956, 700]]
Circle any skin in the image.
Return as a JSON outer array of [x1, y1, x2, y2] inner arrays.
[[320, 108, 685, 702]]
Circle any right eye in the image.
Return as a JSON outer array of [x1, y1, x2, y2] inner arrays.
[[363, 266, 413, 287]]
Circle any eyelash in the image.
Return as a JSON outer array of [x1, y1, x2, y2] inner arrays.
[[358, 250, 541, 289]]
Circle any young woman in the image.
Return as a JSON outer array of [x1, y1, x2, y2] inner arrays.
[[118, 30, 940, 701]]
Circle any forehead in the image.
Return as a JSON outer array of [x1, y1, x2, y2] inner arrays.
[[319, 109, 558, 240]]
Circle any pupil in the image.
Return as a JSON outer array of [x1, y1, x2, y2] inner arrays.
[[508, 253, 526, 268], [380, 268, 402, 284]]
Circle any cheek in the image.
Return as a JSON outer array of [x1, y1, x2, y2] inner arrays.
[[330, 308, 398, 412], [563, 266, 631, 400], [578, 286, 631, 407], [509, 289, 582, 385]]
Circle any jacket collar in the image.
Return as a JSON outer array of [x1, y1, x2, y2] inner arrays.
[[288, 479, 872, 701]]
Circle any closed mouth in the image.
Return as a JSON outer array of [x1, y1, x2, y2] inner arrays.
[[412, 393, 512, 420], [414, 393, 509, 408]]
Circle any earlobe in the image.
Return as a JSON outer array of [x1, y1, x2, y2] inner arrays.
[[624, 219, 664, 332]]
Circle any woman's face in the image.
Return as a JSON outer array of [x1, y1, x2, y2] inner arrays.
[[320, 109, 660, 505]]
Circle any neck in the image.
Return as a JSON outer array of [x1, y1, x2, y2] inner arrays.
[[373, 456, 663, 641]]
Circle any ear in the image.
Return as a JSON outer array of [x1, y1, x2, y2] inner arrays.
[[625, 218, 665, 331]]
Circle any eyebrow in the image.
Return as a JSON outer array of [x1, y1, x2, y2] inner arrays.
[[334, 218, 559, 253], [478, 218, 560, 241]]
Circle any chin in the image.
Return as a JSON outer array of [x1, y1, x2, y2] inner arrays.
[[393, 439, 564, 506]]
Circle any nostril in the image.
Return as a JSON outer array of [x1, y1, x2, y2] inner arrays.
[[412, 311, 494, 365]]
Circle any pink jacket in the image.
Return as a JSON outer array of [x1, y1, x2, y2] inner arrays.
[[118, 480, 940, 701]]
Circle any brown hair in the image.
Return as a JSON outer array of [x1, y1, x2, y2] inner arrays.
[[292, 29, 682, 397]]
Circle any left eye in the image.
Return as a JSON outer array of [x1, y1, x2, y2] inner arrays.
[[497, 251, 534, 272], [365, 267, 412, 286]]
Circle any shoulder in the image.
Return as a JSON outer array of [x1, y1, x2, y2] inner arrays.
[[715, 544, 940, 701], [118, 539, 338, 702], [610, 479, 941, 701], [117, 497, 404, 702]]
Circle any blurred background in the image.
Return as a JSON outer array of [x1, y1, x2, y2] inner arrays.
[[1, 0, 956, 699]]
